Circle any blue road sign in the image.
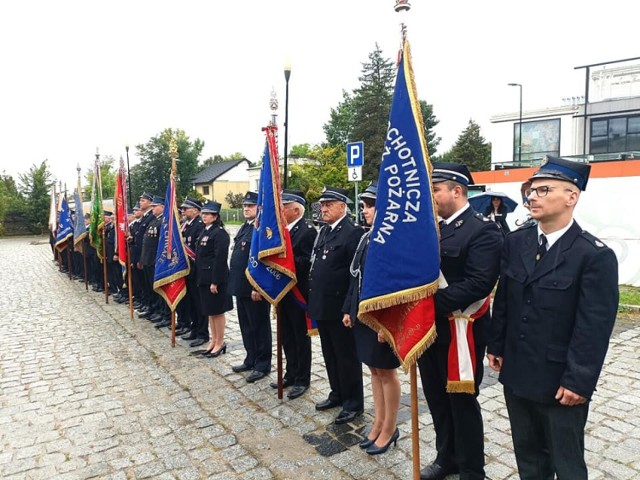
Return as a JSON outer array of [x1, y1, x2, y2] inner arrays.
[[346, 141, 364, 167]]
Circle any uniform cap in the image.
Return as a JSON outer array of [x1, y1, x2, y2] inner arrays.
[[359, 180, 378, 201], [202, 200, 221, 214], [242, 191, 258, 205], [150, 195, 165, 206], [529, 155, 591, 191], [139, 192, 154, 201], [180, 196, 203, 210], [318, 186, 352, 204], [431, 162, 474, 187], [282, 189, 306, 206]]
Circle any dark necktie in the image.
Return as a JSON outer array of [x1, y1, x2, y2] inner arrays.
[[536, 234, 547, 262]]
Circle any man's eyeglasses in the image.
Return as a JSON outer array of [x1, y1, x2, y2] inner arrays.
[[526, 186, 576, 197]]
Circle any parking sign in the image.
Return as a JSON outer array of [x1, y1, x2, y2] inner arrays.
[[346, 142, 364, 182]]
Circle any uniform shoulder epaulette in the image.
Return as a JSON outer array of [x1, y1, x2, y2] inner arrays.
[[511, 222, 536, 235], [473, 212, 490, 222], [579, 230, 608, 248]]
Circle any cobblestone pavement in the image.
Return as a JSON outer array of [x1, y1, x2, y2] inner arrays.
[[2, 235, 640, 479]]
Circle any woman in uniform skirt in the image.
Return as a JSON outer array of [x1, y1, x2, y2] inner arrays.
[[342, 182, 401, 455], [196, 201, 233, 357]]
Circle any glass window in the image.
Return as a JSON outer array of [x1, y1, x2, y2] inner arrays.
[[628, 116, 640, 134], [628, 133, 640, 151], [591, 120, 608, 137], [202, 186, 210, 196]]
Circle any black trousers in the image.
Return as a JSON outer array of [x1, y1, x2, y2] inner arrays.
[[143, 265, 162, 313], [186, 274, 208, 339], [417, 343, 485, 480], [504, 389, 589, 480], [235, 296, 272, 374], [280, 295, 312, 387], [317, 318, 363, 412], [132, 265, 144, 301]]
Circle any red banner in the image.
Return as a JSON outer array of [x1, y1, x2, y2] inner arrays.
[[115, 161, 129, 267]]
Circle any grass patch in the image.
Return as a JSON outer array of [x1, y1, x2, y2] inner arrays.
[[620, 285, 640, 306]]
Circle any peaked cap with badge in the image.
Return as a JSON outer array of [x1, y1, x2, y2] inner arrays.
[[318, 186, 352, 204], [242, 191, 258, 205], [180, 196, 203, 210], [529, 155, 591, 191], [282, 189, 306, 206], [150, 195, 165, 206], [201, 200, 221, 214], [139, 192, 154, 202], [431, 162, 475, 187], [359, 180, 378, 201]]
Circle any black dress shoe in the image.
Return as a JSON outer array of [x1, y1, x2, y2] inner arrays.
[[175, 328, 190, 336], [270, 378, 294, 389], [246, 371, 267, 383], [182, 332, 198, 340], [419, 463, 458, 480], [189, 338, 206, 347], [287, 385, 308, 400], [154, 320, 171, 329], [334, 409, 363, 425], [231, 363, 252, 373], [149, 314, 164, 323], [315, 398, 340, 411]]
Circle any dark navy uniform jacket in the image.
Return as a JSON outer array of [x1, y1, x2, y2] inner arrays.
[[288, 218, 317, 298], [182, 216, 204, 270], [488, 221, 618, 403], [140, 214, 162, 267], [228, 221, 255, 297], [195, 220, 230, 287], [435, 207, 503, 346], [105, 222, 116, 260], [133, 209, 154, 264], [308, 216, 363, 322]]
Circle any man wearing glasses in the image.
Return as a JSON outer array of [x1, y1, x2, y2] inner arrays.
[[487, 156, 618, 479]]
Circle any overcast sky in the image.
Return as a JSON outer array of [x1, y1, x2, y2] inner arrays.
[[1, 0, 637, 190]]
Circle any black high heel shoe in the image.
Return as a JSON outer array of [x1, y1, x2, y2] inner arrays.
[[199, 346, 214, 356], [366, 427, 399, 455], [207, 343, 227, 358], [359, 434, 379, 449]]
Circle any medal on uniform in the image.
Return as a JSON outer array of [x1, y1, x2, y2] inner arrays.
[[322, 248, 328, 260], [241, 240, 246, 251]]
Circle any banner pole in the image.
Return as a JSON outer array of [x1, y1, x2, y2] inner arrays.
[[276, 305, 283, 399], [411, 363, 421, 480], [171, 311, 176, 347]]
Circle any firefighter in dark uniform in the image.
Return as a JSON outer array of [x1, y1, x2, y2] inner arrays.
[[229, 191, 272, 383], [104, 211, 122, 295], [127, 203, 143, 306], [140, 196, 165, 324], [177, 197, 208, 346], [270, 189, 317, 399], [418, 162, 503, 480], [487, 156, 618, 480], [308, 186, 365, 425], [133, 193, 156, 318]]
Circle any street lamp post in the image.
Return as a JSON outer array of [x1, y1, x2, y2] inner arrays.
[[283, 62, 291, 189], [508, 83, 523, 163], [125, 145, 132, 209]]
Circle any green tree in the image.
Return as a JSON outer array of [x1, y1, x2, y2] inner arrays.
[[18, 160, 54, 234], [351, 44, 396, 179], [224, 191, 245, 208], [420, 100, 441, 157], [130, 128, 204, 201], [84, 155, 117, 200], [447, 119, 492, 172], [323, 90, 355, 147], [286, 144, 353, 204], [322, 46, 441, 179], [289, 144, 312, 159]]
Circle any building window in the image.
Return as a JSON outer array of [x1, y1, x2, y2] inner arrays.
[[513, 119, 560, 162], [202, 186, 210, 196], [590, 115, 640, 154]]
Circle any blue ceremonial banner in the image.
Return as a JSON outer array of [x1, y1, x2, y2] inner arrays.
[[73, 188, 87, 247], [153, 172, 190, 311], [55, 196, 74, 250], [358, 38, 440, 370], [246, 125, 296, 305]]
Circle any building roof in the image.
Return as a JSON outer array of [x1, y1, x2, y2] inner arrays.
[[192, 159, 250, 184]]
